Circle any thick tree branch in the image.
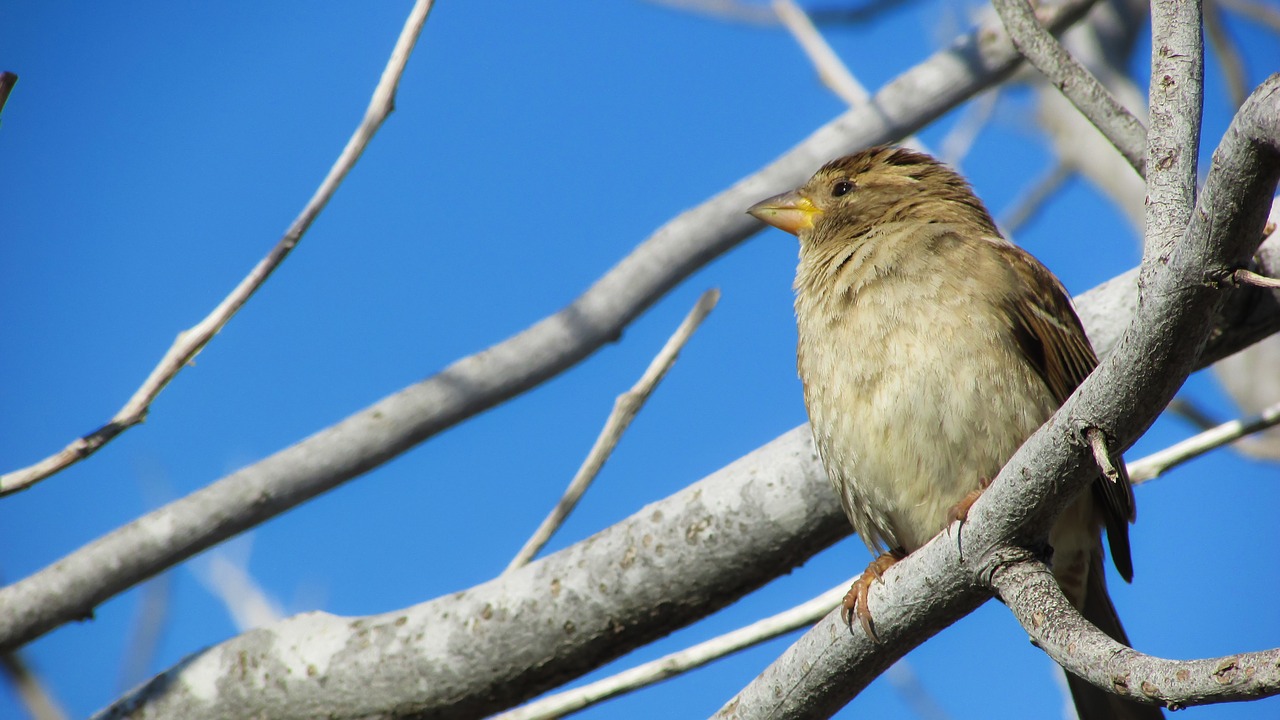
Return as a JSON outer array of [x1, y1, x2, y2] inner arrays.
[[717, 74, 1280, 719], [1143, 0, 1204, 258], [993, 556, 1280, 708], [0, 0, 437, 496], [0, 0, 1101, 656], [95, 430, 844, 720]]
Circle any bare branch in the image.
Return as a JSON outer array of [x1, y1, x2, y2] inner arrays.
[[0, 0, 437, 497], [1085, 427, 1121, 483], [772, 0, 937, 155], [1143, 0, 1204, 258], [991, 0, 1148, 174], [773, 0, 867, 106], [495, 581, 847, 720], [505, 289, 720, 573], [1234, 267, 1280, 288], [0, 0, 1105, 656], [1129, 398, 1280, 482], [94, 429, 844, 720], [992, 556, 1280, 709]]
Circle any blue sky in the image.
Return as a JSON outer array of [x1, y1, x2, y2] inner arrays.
[[2, 2, 1278, 718]]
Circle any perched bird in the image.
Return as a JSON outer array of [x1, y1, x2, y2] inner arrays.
[[748, 147, 1159, 720]]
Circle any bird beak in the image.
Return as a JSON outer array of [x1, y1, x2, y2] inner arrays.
[[747, 190, 821, 236]]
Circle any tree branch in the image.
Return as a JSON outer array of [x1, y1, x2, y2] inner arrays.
[[0, 0, 437, 496], [95, 429, 844, 720], [505, 288, 720, 573], [494, 581, 849, 720], [992, 556, 1280, 709], [0, 0, 1102, 656], [1128, 398, 1280, 483], [1143, 0, 1204, 258], [991, 0, 1148, 174]]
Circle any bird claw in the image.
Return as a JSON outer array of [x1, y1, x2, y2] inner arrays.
[[946, 477, 993, 527], [841, 552, 901, 642]]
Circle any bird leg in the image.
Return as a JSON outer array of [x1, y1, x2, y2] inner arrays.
[[841, 550, 904, 641]]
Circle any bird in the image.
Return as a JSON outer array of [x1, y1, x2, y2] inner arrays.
[[748, 146, 1159, 720]]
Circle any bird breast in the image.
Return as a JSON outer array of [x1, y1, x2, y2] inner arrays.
[[794, 226, 1059, 555]]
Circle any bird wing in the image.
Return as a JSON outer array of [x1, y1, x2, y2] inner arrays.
[[996, 241, 1137, 582]]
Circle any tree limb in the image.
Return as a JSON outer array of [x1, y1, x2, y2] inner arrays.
[[505, 288, 720, 573], [1143, 0, 1204, 258], [992, 556, 1280, 709], [992, 0, 1148, 174]]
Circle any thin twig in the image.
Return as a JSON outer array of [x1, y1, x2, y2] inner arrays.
[[1204, 0, 1248, 108], [999, 160, 1073, 234], [1085, 427, 1120, 483], [505, 289, 720, 573], [0, 0, 437, 497], [1216, 0, 1280, 33], [990, 0, 1147, 175], [773, 0, 867, 106], [493, 580, 849, 720], [771, 0, 931, 155], [1234, 267, 1280, 289], [1, 651, 68, 720], [1129, 399, 1280, 483], [0, 72, 17, 121]]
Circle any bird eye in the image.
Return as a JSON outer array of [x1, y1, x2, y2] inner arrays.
[[831, 180, 854, 197]]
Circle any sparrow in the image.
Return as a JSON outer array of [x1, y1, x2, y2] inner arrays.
[[748, 146, 1159, 720]]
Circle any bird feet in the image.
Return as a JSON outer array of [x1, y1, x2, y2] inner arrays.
[[841, 550, 904, 641], [947, 477, 994, 526]]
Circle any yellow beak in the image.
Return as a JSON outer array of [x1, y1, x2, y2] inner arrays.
[[747, 190, 821, 236]]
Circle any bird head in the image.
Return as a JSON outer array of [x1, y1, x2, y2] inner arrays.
[[747, 146, 998, 241]]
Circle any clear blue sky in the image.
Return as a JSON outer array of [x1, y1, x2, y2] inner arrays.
[[2, 2, 1277, 718]]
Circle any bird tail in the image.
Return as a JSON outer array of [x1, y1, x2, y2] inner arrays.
[[1065, 551, 1163, 720]]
